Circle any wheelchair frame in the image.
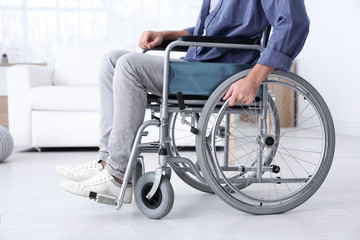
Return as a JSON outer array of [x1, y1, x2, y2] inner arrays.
[[116, 40, 265, 205], [90, 28, 335, 219]]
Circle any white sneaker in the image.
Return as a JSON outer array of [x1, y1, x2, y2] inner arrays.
[[60, 169, 133, 204], [56, 159, 103, 181]]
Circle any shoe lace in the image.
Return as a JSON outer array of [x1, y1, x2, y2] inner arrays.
[[79, 170, 113, 186], [75, 159, 101, 170]]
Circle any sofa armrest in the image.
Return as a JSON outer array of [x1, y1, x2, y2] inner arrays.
[[7, 65, 54, 88], [7, 65, 54, 148]]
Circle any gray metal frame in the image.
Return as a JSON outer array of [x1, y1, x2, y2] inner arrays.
[[106, 31, 334, 218], [115, 40, 265, 209]]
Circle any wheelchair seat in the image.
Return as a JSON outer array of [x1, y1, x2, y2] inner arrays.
[[168, 61, 253, 96], [147, 61, 259, 109]]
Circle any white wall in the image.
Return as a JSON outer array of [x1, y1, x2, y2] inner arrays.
[[296, 0, 360, 137], [0, 0, 202, 65]]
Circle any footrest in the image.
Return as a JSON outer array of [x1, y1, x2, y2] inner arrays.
[[89, 191, 117, 206]]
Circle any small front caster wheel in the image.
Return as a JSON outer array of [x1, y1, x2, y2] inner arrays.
[[135, 171, 174, 219]]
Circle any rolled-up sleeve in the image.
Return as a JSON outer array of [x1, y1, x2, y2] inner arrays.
[[258, 0, 310, 72]]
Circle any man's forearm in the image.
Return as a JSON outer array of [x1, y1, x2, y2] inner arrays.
[[248, 64, 275, 86], [159, 30, 189, 41]]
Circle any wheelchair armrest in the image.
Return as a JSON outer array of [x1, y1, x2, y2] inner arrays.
[[143, 40, 189, 53], [144, 35, 256, 53], [178, 35, 256, 45]]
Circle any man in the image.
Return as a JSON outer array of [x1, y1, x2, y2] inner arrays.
[[56, 0, 310, 203]]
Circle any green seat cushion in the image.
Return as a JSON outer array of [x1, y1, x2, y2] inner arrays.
[[169, 61, 253, 96]]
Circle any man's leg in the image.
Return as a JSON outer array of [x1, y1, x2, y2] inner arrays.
[[56, 50, 130, 182], [98, 50, 131, 162], [105, 52, 164, 180], [60, 52, 164, 199]]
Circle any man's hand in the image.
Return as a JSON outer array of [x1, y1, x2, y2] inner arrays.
[[223, 75, 261, 106], [138, 30, 189, 50], [138, 30, 164, 50], [223, 64, 275, 106]]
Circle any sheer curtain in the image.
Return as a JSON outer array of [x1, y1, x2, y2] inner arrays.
[[0, 0, 201, 65]]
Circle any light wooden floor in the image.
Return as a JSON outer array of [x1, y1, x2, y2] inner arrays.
[[0, 133, 359, 240]]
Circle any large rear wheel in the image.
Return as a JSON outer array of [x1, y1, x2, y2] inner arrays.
[[196, 70, 335, 215]]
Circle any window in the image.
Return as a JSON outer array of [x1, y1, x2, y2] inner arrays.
[[0, 0, 200, 65]]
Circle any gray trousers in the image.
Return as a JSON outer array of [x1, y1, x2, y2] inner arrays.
[[98, 50, 164, 179]]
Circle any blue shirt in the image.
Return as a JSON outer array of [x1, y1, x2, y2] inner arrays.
[[184, 0, 310, 72]]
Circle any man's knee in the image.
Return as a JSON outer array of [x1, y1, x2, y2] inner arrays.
[[116, 52, 141, 67], [114, 52, 163, 91], [101, 49, 129, 67], [115, 52, 141, 76]]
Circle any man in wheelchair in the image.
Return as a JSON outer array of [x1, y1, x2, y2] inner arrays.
[[56, 1, 310, 206]]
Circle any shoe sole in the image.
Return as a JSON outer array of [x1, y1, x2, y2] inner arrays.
[[60, 182, 133, 203]]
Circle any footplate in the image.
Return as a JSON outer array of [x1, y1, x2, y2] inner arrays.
[[89, 192, 117, 206]]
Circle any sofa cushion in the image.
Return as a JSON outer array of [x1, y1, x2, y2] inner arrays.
[[52, 46, 106, 86], [30, 86, 100, 111], [32, 111, 100, 147]]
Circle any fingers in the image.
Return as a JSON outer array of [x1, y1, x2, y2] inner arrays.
[[138, 31, 162, 50], [223, 86, 233, 101], [224, 83, 256, 107], [244, 98, 254, 105], [229, 95, 237, 107], [138, 31, 152, 49], [229, 95, 254, 106], [138, 39, 146, 50], [138, 32, 146, 49], [229, 91, 246, 106], [147, 36, 161, 49], [224, 85, 239, 107]]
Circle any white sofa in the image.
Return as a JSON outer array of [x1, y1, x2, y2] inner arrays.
[[7, 46, 112, 148], [7, 45, 190, 149]]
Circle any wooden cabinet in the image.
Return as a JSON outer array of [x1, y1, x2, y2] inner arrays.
[[268, 63, 296, 128], [0, 96, 8, 128], [0, 64, 10, 128]]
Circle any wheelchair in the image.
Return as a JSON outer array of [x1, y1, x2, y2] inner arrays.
[[90, 27, 336, 219]]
